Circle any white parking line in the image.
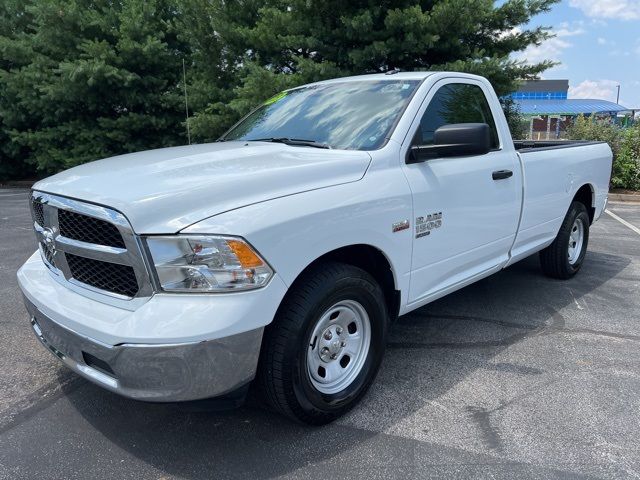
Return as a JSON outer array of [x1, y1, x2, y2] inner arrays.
[[605, 209, 640, 236]]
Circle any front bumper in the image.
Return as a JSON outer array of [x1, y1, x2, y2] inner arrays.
[[24, 295, 263, 401], [18, 251, 289, 402]]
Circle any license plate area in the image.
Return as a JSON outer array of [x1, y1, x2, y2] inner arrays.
[[29, 311, 120, 389], [31, 315, 69, 361]]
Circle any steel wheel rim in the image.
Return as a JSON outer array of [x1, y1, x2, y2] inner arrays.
[[306, 299, 371, 395], [568, 218, 585, 265]]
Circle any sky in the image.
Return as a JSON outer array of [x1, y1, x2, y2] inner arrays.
[[512, 0, 640, 108]]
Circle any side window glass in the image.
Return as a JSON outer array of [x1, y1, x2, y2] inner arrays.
[[415, 83, 499, 149]]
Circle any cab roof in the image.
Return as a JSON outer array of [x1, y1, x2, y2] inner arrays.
[[298, 71, 487, 89], [310, 72, 436, 85]]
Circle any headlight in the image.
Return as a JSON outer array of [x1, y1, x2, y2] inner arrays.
[[145, 236, 273, 292]]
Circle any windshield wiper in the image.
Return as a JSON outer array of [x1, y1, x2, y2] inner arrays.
[[248, 137, 331, 149]]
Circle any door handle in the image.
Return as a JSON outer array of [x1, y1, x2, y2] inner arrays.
[[492, 169, 513, 180]]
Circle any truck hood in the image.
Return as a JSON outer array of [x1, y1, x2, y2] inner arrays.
[[34, 141, 371, 233]]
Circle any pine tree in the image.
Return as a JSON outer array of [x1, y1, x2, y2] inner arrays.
[[0, 0, 193, 175], [188, 0, 557, 141], [0, 0, 37, 179], [1, 0, 558, 177]]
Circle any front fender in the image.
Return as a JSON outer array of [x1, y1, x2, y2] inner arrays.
[[181, 167, 413, 310]]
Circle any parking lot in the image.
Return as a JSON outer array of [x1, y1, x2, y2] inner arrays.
[[1, 188, 639, 479]]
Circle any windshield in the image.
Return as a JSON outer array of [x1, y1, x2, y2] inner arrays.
[[221, 80, 421, 150]]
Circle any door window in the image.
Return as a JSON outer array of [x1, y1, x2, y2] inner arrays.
[[415, 83, 499, 148]]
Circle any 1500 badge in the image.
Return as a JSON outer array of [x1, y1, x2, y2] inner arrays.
[[415, 211, 442, 238]]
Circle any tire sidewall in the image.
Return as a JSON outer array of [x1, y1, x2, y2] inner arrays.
[[291, 275, 387, 416], [563, 204, 590, 274]]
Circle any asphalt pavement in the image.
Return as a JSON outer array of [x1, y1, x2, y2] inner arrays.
[[1, 188, 639, 479]]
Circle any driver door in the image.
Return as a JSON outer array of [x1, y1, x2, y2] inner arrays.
[[402, 79, 521, 305]]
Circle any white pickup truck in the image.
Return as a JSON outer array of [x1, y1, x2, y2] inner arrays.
[[18, 72, 612, 424]]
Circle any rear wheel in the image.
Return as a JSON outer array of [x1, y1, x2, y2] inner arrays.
[[539, 201, 590, 279], [258, 261, 388, 425]]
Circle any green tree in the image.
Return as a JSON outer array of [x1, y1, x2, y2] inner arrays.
[[615, 124, 640, 190], [0, 0, 193, 176], [566, 115, 640, 190], [0, 0, 37, 179], [1, 0, 560, 178], [500, 97, 528, 140], [189, 0, 558, 141]]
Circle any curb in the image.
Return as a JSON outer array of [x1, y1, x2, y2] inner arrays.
[[609, 193, 640, 203]]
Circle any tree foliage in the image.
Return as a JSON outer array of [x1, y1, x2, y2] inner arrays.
[[567, 115, 640, 190], [1, 0, 558, 179], [616, 126, 640, 190], [1, 0, 192, 176], [189, 0, 558, 142], [500, 97, 528, 140]]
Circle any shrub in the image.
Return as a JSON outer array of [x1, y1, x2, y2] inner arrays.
[[566, 115, 640, 191], [566, 115, 621, 156], [615, 125, 640, 190], [500, 97, 528, 140]]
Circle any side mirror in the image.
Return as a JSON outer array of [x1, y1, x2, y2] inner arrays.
[[407, 123, 492, 164]]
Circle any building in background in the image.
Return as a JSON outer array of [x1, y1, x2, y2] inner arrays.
[[510, 80, 635, 140]]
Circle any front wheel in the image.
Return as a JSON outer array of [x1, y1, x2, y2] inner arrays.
[[539, 201, 590, 279], [257, 261, 388, 425]]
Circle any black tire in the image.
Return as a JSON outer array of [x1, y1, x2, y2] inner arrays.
[[539, 201, 590, 279], [257, 261, 388, 425]]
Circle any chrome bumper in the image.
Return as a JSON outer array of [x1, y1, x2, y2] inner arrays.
[[24, 297, 263, 402]]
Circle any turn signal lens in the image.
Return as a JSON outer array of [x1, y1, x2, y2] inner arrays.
[[145, 235, 273, 292], [226, 239, 264, 268]]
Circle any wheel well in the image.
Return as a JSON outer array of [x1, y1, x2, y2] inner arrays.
[[573, 184, 595, 224], [297, 245, 400, 322]]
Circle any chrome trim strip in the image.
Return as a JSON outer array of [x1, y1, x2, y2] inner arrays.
[[66, 277, 135, 301], [55, 236, 130, 265], [32, 192, 131, 228]]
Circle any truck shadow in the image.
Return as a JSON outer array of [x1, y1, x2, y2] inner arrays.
[[64, 250, 630, 479]]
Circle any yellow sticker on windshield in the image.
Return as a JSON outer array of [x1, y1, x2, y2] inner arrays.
[[263, 91, 287, 106]]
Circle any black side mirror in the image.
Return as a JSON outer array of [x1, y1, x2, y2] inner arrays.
[[407, 123, 492, 164]]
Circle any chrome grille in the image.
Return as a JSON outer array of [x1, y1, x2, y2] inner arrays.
[[59, 209, 126, 248], [32, 200, 45, 227], [66, 253, 139, 297], [30, 192, 153, 301]]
